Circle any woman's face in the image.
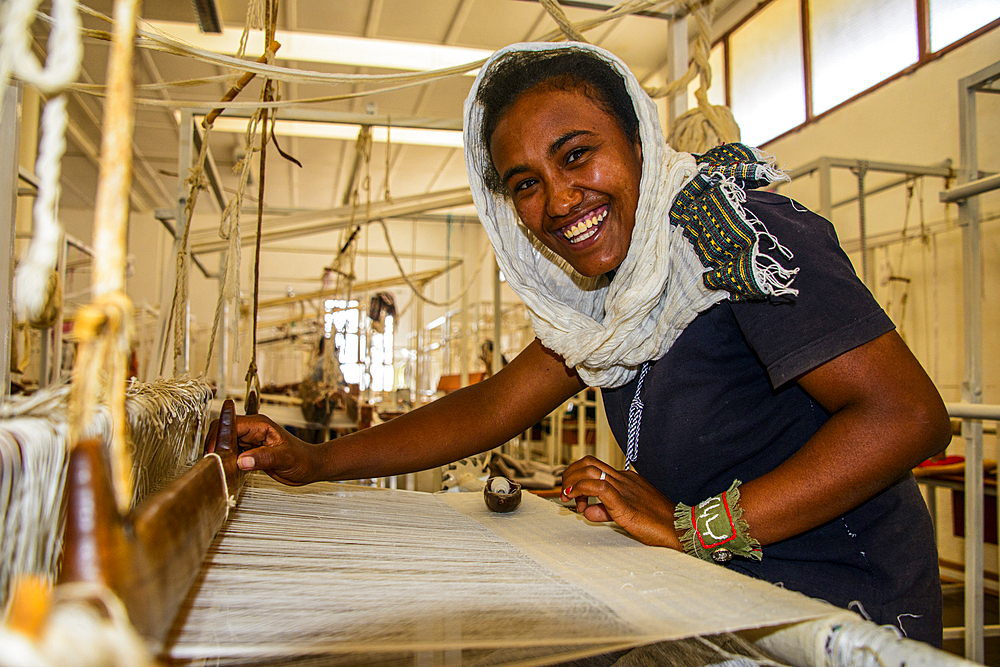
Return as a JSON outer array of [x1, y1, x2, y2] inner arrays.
[[489, 83, 642, 277]]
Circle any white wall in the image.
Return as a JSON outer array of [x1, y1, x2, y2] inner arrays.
[[763, 28, 1000, 575]]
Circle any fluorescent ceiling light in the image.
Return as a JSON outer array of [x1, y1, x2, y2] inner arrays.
[[146, 20, 490, 74], [209, 116, 464, 148]]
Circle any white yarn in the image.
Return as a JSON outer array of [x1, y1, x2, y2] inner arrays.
[[0, 0, 82, 96], [2, 0, 82, 323], [0, 584, 157, 667], [0, 378, 213, 611], [463, 43, 725, 388], [58, 1, 682, 111], [13, 95, 68, 322]]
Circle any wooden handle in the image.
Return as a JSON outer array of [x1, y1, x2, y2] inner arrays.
[[211, 397, 247, 501], [58, 437, 232, 647]]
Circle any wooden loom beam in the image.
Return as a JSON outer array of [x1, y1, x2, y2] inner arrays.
[[57, 399, 244, 647]]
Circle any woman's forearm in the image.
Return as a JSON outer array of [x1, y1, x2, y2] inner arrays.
[[314, 339, 586, 481]]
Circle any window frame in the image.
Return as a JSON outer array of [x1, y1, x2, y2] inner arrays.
[[716, 0, 1000, 146]]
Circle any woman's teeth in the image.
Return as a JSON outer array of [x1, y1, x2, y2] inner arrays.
[[563, 209, 607, 243]]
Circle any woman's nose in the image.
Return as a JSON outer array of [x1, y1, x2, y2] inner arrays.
[[546, 179, 583, 217]]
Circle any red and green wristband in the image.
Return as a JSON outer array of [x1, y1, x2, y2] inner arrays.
[[674, 480, 763, 564]]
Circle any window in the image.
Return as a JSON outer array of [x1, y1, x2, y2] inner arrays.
[[729, 0, 806, 147], [809, 0, 918, 115], [929, 0, 1000, 51], [719, 0, 997, 145], [324, 299, 394, 392]]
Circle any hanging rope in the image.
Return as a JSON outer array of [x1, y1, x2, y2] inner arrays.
[[539, 0, 589, 43], [201, 113, 261, 377], [3, 0, 82, 326], [52, 1, 692, 111], [662, 0, 742, 153], [244, 0, 279, 415], [163, 129, 211, 376], [66, 0, 139, 515], [376, 219, 493, 308]]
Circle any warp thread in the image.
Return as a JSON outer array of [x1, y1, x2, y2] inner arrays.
[[0, 377, 213, 611], [60, 1, 694, 111]]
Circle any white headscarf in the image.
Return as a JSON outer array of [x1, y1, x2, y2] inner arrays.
[[464, 42, 727, 388]]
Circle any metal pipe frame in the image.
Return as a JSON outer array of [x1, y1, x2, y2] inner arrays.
[[940, 172, 1000, 203], [189, 187, 474, 255], [782, 156, 955, 290], [952, 58, 1000, 664], [1, 84, 21, 398], [211, 107, 464, 132]]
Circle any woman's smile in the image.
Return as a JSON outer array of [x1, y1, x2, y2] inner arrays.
[[558, 204, 608, 244], [488, 84, 642, 277]]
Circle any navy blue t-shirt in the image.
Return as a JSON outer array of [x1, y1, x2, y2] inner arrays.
[[601, 191, 942, 645]]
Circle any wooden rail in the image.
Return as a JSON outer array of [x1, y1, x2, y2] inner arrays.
[[57, 399, 243, 647]]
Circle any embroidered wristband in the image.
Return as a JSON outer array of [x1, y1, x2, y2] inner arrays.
[[674, 480, 762, 564]]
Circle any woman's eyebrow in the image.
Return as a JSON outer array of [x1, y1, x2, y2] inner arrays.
[[548, 130, 594, 156], [501, 164, 530, 186]]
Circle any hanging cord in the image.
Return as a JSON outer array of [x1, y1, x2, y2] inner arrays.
[[199, 44, 280, 377], [201, 112, 261, 379], [376, 219, 492, 308], [624, 362, 650, 470], [3, 0, 82, 325], [539, 0, 589, 42], [164, 126, 211, 376], [60, 1, 688, 111], [244, 0, 279, 415]]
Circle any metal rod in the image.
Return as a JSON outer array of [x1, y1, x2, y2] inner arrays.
[[786, 157, 953, 181], [958, 61, 985, 664], [830, 160, 951, 209], [940, 172, 1000, 203], [948, 403, 1000, 421], [190, 188, 474, 255], [1, 83, 21, 398]]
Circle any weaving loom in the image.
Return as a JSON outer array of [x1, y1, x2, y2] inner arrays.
[[0, 392, 977, 667]]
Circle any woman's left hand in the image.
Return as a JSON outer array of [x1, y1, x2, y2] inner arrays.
[[561, 455, 682, 550]]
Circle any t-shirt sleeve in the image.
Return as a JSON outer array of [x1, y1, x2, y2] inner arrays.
[[729, 191, 895, 388]]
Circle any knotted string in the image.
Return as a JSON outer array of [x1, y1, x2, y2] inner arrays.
[[625, 362, 650, 471]]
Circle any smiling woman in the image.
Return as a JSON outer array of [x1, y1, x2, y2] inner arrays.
[[228, 41, 951, 648]]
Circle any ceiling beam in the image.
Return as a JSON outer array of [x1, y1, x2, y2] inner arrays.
[[190, 187, 474, 254], [255, 261, 461, 310]]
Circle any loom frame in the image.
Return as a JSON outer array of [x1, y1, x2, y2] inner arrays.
[[56, 398, 244, 647]]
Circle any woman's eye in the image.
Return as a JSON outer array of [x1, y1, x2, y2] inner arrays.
[[513, 178, 537, 193], [566, 147, 588, 163]]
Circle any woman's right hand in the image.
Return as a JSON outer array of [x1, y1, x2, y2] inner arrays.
[[205, 413, 323, 486]]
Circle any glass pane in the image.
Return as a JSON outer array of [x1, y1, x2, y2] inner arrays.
[[929, 0, 999, 51], [810, 0, 918, 115], [730, 0, 806, 146], [686, 43, 726, 110]]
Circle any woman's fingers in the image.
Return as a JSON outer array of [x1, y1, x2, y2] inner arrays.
[[561, 455, 612, 500], [582, 503, 613, 523], [559, 456, 681, 549]]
